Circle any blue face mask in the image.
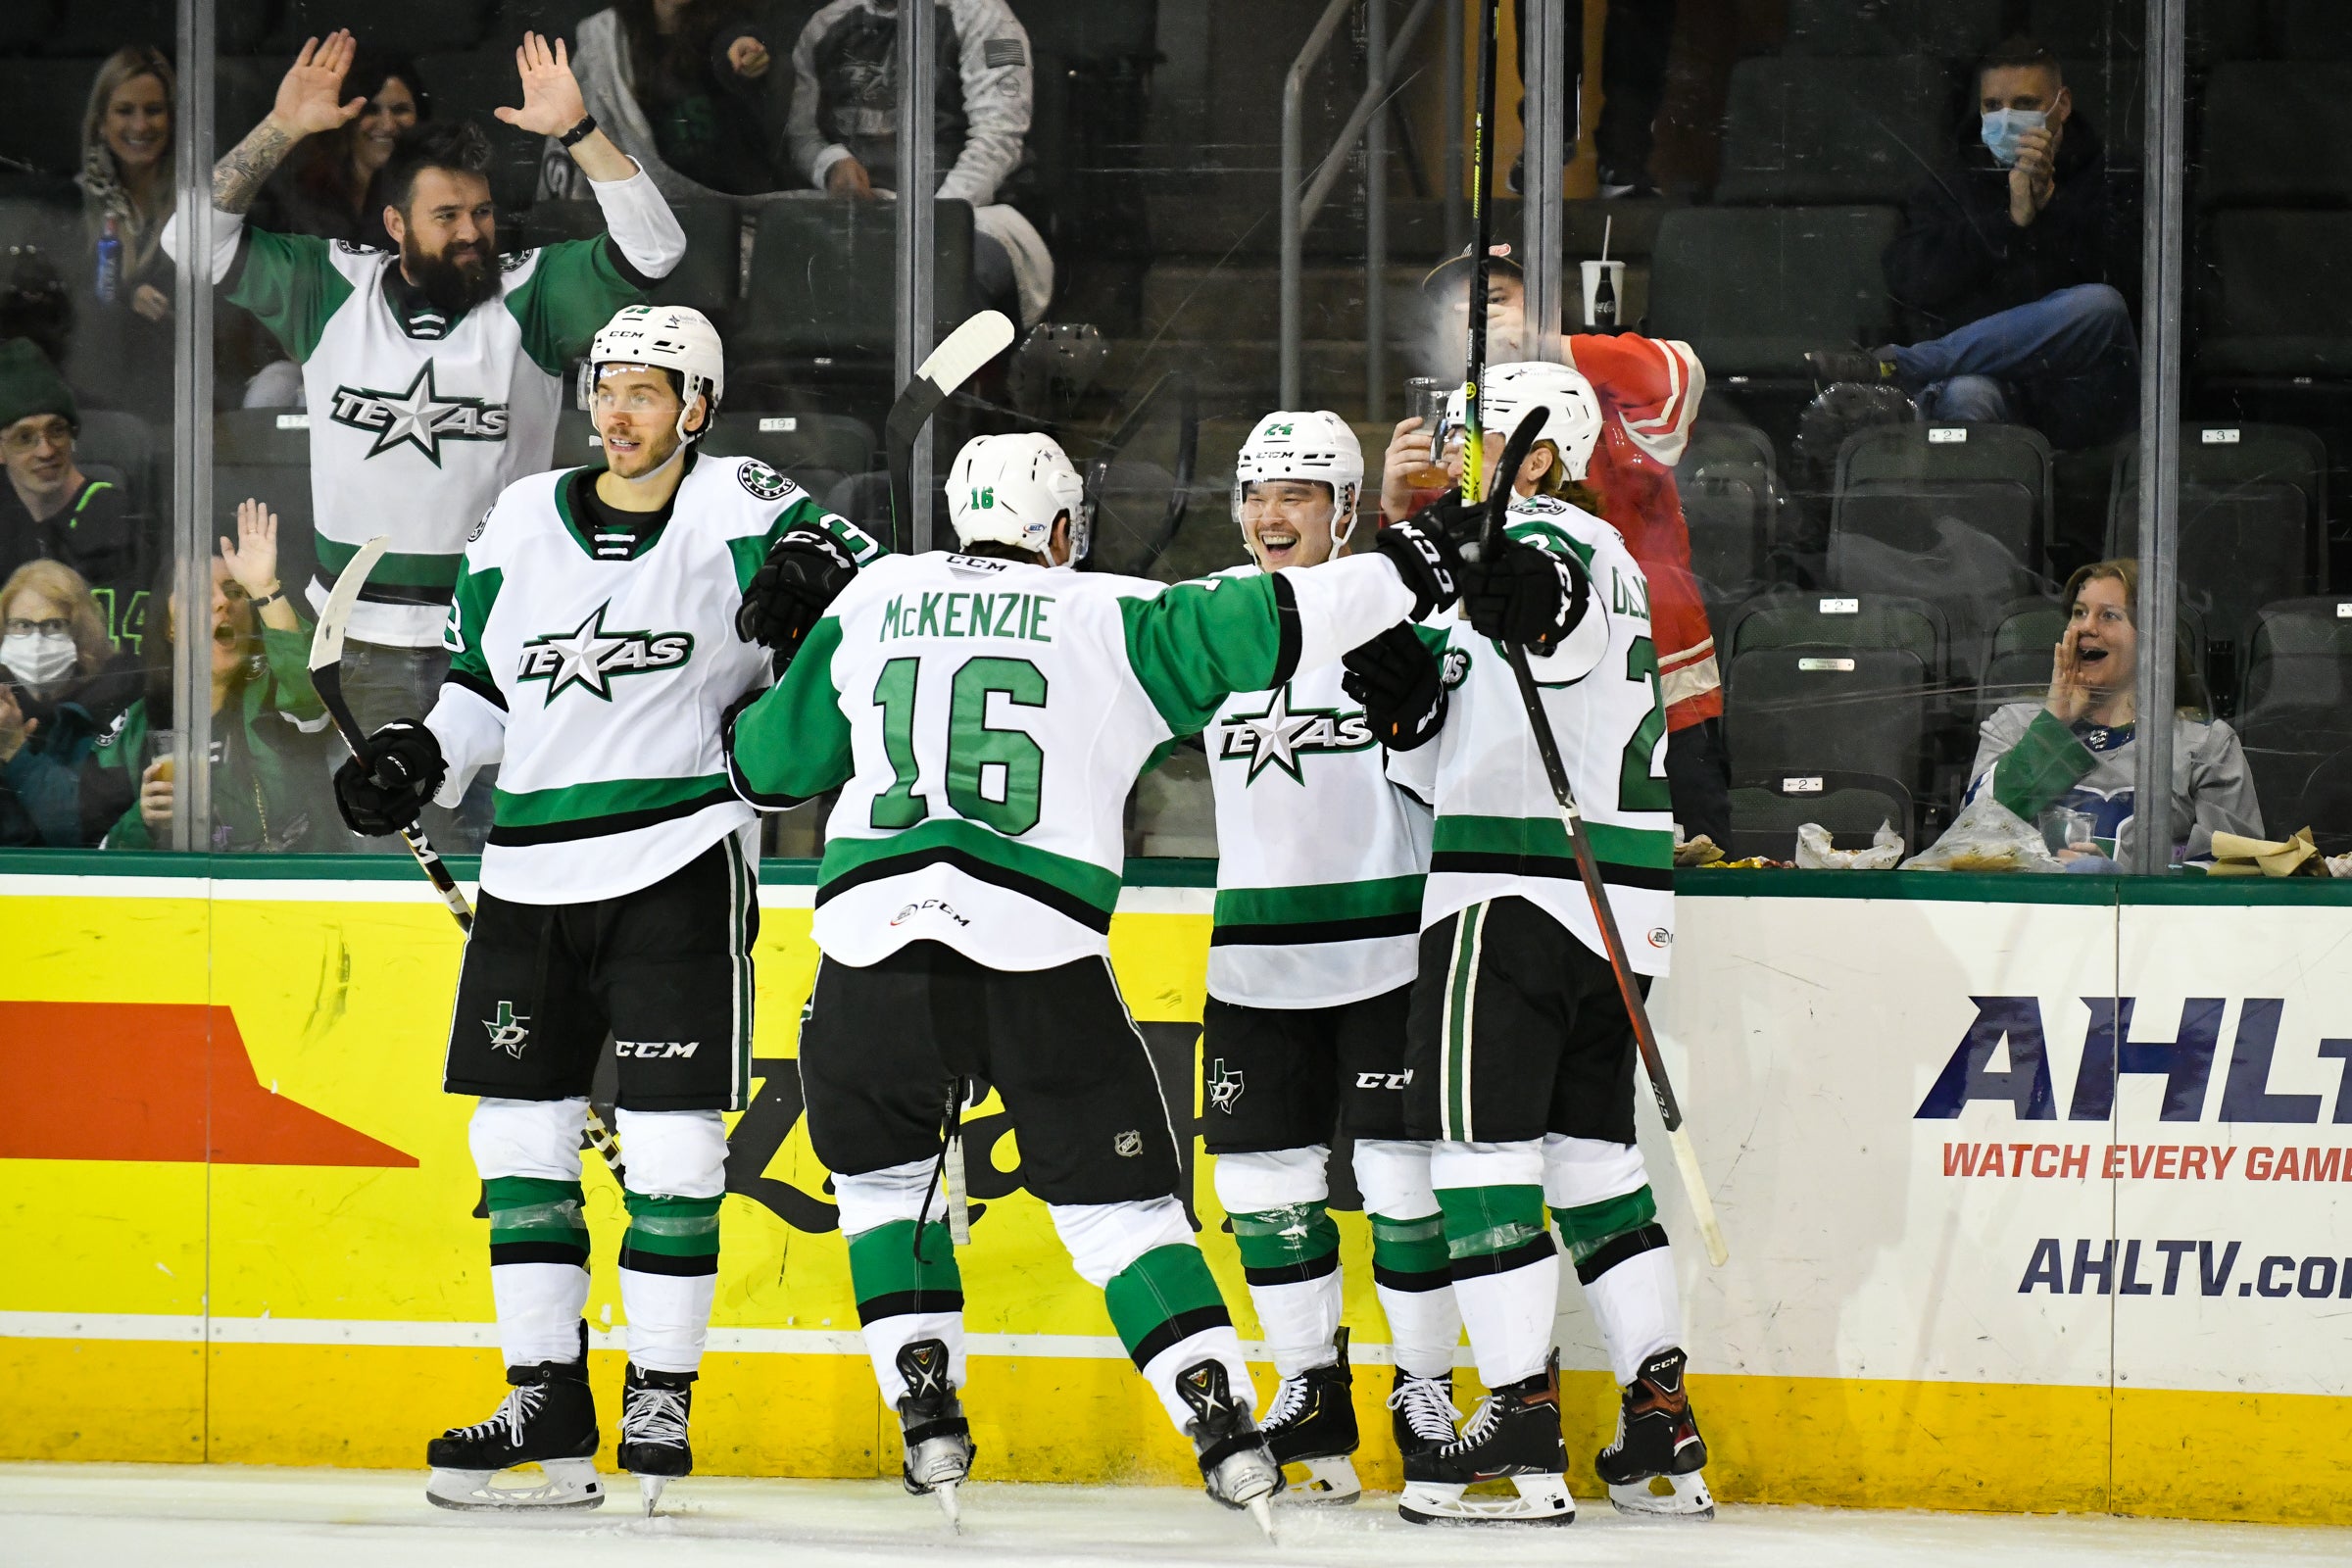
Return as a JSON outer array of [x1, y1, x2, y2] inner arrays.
[[1982, 107, 2048, 169]]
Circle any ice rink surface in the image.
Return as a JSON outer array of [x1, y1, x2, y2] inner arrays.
[[7, 1464, 2351, 1568]]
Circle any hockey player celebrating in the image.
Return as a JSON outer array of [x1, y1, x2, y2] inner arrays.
[[1365, 361, 1712, 1525], [330, 304, 876, 1512], [722, 432, 1484, 1531], [168, 30, 689, 844], [1197, 411, 1465, 1503]]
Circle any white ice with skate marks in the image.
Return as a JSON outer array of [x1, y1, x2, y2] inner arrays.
[[7, 1464, 2348, 1568]]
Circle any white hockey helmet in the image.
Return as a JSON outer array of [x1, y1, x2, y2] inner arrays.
[[947, 433, 1090, 561], [578, 304, 725, 444], [1445, 361, 1603, 487], [1231, 410, 1365, 546]]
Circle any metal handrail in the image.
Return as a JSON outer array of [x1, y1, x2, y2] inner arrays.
[[1280, 0, 1441, 411]]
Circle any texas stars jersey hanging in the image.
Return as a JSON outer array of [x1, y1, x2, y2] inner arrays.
[[1203, 571, 1430, 1009], [1390, 493, 1677, 975], [426, 453, 878, 905]]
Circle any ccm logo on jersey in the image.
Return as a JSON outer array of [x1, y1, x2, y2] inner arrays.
[[892, 899, 971, 928], [618, 1040, 700, 1059], [1355, 1070, 1412, 1091], [516, 603, 695, 703]]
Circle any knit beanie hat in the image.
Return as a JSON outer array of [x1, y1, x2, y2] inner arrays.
[[0, 337, 77, 434]]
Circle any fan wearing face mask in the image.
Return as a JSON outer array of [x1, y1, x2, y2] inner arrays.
[[1805, 34, 2140, 454], [0, 558, 143, 847]]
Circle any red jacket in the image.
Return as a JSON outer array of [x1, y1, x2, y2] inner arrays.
[[1564, 332, 1720, 731]]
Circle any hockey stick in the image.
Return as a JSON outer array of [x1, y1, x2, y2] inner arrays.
[[311, 536, 627, 1185], [886, 309, 1016, 552], [1459, 0, 1502, 511], [1471, 414, 1730, 1268]]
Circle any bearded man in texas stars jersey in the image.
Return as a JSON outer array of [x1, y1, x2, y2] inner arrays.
[[330, 305, 877, 1514]]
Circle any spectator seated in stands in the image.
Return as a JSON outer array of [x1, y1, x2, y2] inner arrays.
[[789, 0, 1054, 326], [1807, 37, 2138, 452], [544, 0, 791, 200], [255, 50, 429, 251], [71, 47, 179, 420], [0, 559, 142, 847], [0, 339, 147, 651], [1966, 559, 2261, 865], [93, 501, 350, 854], [1394, 244, 1728, 843]]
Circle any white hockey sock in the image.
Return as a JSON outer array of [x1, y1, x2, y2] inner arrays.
[[490, 1262, 590, 1367], [1375, 1278, 1464, 1379], [1213, 1148, 1341, 1376], [615, 1110, 727, 1375], [1433, 1141, 1556, 1389], [1581, 1244, 1681, 1387], [473, 1098, 590, 1367], [1450, 1250, 1560, 1389], [1248, 1271, 1343, 1379]]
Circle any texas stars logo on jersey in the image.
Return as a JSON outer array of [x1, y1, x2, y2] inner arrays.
[[328, 359, 511, 465], [515, 601, 695, 704], [1216, 684, 1375, 785]]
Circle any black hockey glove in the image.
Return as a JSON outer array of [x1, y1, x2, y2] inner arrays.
[[1343, 622, 1448, 751], [1372, 505, 1471, 621], [1463, 538, 1591, 655], [332, 719, 446, 837], [736, 526, 860, 657]]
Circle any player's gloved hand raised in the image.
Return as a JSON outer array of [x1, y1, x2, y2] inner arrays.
[[1343, 622, 1448, 751], [1372, 506, 1471, 621], [1463, 538, 1590, 655], [736, 526, 859, 656], [332, 719, 446, 836]]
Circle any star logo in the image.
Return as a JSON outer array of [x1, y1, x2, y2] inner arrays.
[[514, 602, 695, 705], [1216, 684, 1375, 785], [484, 1001, 530, 1059], [328, 360, 511, 466], [1206, 1058, 1246, 1114]]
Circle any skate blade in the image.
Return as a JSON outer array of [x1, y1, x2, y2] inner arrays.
[[425, 1458, 605, 1512], [1396, 1474, 1576, 1527], [1608, 1471, 1716, 1520], [638, 1474, 667, 1516], [1275, 1455, 1362, 1507], [1247, 1494, 1277, 1542], [930, 1480, 962, 1531]]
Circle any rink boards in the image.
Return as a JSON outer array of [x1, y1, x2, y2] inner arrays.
[[3, 855, 2350, 1524]]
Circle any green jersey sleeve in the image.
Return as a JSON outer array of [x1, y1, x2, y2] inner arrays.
[[727, 614, 855, 808], [442, 562, 507, 707], [223, 228, 355, 363], [258, 623, 323, 720], [505, 237, 649, 377], [726, 491, 889, 594], [1117, 571, 1300, 738]]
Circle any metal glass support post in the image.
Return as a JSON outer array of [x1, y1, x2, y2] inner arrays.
[[1283, 0, 1357, 411], [1366, 0, 1389, 420], [2132, 0, 2185, 874], [1521, 0, 1566, 363], [895, 0, 938, 552], [171, 0, 217, 852], [1444, 0, 1465, 255]]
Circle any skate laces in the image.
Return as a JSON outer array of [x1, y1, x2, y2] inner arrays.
[[1260, 1373, 1312, 1430], [1386, 1374, 1462, 1444], [451, 1383, 543, 1446], [1443, 1391, 1504, 1454], [622, 1383, 691, 1446]]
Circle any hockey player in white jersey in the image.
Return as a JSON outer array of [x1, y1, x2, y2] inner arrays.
[[1197, 412, 1465, 1503], [1379, 362, 1711, 1525], [723, 432, 1490, 1530], [330, 304, 877, 1513]]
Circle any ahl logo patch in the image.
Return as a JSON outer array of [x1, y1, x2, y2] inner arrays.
[[1217, 683, 1374, 785], [1206, 1058, 1246, 1114], [484, 1001, 530, 1058], [328, 359, 510, 465], [737, 460, 792, 501], [516, 602, 694, 704]]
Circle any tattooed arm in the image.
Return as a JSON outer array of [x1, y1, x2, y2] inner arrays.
[[213, 29, 365, 215]]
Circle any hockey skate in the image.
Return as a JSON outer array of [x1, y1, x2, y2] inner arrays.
[[1397, 1352, 1574, 1526], [1175, 1358, 1283, 1539], [895, 1340, 976, 1528], [1386, 1368, 1462, 1461], [616, 1364, 695, 1514], [1596, 1348, 1714, 1520], [1260, 1330, 1360, 1505], [423, 1359, 603, 1511]]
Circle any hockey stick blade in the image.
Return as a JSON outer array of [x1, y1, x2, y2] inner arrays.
[[308, 534, 391, 765], [887, 311, 1016, 542]]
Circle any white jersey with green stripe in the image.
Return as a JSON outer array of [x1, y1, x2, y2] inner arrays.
[[1395, 492, 1676, 975], [167, 172, 682, 648], [423, 453, 880, 906], [1203, 569, 1430, 1008], [727, 549, 1419, 971]]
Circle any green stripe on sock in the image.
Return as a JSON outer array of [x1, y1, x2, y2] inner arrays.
[[1228, 1204, 1340, 1273], [847, 1219, 962, 1303], [1370, 1211, 1452, 1276], [1436, 1183, 1547, 1261], [1103, 1243, 1228, 1360], [620, 1192, 722, 1257], [1552, 1186, 1658, 1266], [484, 1176, 588, 1247]]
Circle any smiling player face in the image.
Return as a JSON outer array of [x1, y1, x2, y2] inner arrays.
[[1240, 479, 1338, 570], [593, 366, 704, 480]]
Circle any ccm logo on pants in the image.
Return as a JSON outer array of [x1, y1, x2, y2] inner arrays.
[[620, 1041, 701, 1059], [1356, 1070, 1412, 1091]]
